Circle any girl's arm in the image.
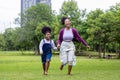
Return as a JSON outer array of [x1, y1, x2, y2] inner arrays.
[[39, 40, 43, 54]]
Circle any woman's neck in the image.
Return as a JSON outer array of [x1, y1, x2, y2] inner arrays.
[[65, 27, 70, 30]]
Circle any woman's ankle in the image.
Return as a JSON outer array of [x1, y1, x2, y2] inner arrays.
[[60, 65, 64, 70]]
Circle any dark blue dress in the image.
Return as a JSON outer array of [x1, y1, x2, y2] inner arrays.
[[41, 39, 52, 63]]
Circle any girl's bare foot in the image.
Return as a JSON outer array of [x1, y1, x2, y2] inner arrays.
[[45, 72, 48, 75]]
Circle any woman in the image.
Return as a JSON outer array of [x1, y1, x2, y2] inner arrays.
[[57, 17, 90, 75]]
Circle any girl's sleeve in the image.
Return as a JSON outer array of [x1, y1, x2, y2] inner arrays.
[[39, 40, 43, 54], [52, 40, 57, 50], [73, 28, 88, 46]]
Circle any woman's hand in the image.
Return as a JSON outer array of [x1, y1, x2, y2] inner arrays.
[[57, 44, 60, 48], [86, 45, 90, 49]]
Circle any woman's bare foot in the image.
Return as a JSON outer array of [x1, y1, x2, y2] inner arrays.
[[43, 72, 45, 75], [60, 65, 64, 70], [67, 73, 71, 75]]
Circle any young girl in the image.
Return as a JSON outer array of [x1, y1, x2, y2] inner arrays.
[[39, 26, 57, 75]]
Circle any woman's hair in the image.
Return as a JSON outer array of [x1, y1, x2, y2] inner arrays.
[[61, 17, 69, 25], [41, 26, 51, 34]]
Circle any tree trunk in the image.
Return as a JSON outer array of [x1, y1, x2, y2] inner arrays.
[[103, 41, 106, 58], [98, 45, 102, 58], [103, 34, 107, 58], [33, 36, 39, 55], [118, 50, 120, 59], [118, 43, 120, 59], [98, 40, 102, 58]]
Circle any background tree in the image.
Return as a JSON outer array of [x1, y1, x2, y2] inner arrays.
[[0, 33, 5, 50], [21, 3, 53, 55], [86, 9, 104, 58], [60, 0, 81, 27], [109, 3, 120, 51], [1, 1, 120, 58]]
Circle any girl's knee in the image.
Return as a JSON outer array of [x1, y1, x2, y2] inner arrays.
[[46, 59, 50, 62]]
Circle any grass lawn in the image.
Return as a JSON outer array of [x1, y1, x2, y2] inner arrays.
[[0, 51, 120, 80]]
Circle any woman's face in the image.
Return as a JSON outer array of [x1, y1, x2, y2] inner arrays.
[[64, 19, 71, 28], [45, 32, 51, 40]]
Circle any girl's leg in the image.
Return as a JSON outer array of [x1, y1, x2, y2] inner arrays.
[[45, 60, 50, 75], [42, 63, 45, 75]]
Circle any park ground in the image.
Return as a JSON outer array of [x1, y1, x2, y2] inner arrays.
[[0, 51, 120, 80]]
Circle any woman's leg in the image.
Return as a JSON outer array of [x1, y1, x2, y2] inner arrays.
[[59, 51, 67, 70], [68, 65, 72, 75], [60, 64, 64, 70], [67, 50, 75, 75]]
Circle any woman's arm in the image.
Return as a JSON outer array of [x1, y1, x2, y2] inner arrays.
[[72, 28, 88, 47], [57, 28, 64, 47]]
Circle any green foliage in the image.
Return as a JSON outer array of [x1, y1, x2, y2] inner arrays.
[[1, 1, 120, 57], [86, 5, 120, 57], [35, 22, 49, 41], [0, 33, 5, 50], [3, 28, 15, 50], [60, 0, 81, 27], [20, 4, 53, 54], [50, 15, 61, 41], [21, 3, 52, 40]]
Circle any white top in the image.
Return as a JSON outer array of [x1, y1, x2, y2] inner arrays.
[[39, 39, 57, 54], [63, 28, 74, 41]]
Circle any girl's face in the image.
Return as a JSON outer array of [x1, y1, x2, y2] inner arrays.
[[64, 19, 71, 28], [45, 32, 51, 40]]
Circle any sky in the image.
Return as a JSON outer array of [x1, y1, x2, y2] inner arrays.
[[0, 0, 120, 32]]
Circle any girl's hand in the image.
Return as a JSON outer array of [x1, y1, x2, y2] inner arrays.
[[40, 51, 43, 55]]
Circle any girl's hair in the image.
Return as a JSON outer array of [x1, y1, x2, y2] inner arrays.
[[61, 17, 69, 25], [41, 26, 51, 34]]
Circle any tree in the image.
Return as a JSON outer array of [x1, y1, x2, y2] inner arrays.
[[60, 0, 81, 27], [86, 9, 104, 58], [98, 11, 116, 57], [3, 28, 15, 50], [86, 3, 120, 58], [0, 33, 5, 50], [109, 3, 120, 51], [21, 3, 53, 55]]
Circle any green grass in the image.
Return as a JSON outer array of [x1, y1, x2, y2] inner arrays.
[[0, 51, 34, 56], [0, 51, 120, 80]]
